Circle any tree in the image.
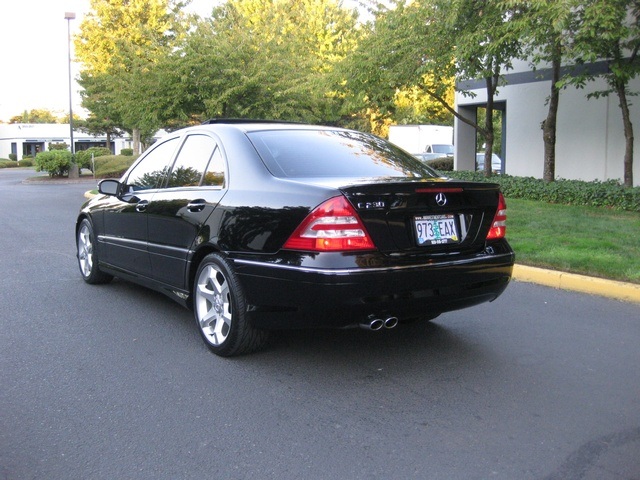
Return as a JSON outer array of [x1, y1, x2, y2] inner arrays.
[[76, 114, 124, 151], [165, 0, 360, 123], [567, 0, 639, 188], [341, 0, 523, 176], [432, 0, 523, 176], [75, 0, 190, 152], [9, 109, 63, 124], [338, 1, 454, 133], [502, 0, 576, 183]]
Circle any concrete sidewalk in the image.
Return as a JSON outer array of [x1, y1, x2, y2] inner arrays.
[[513, 264, 640, 304]]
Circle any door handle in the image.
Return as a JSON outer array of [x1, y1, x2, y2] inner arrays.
[[187, 200, 206, 213], [136, 200, 149, 212]]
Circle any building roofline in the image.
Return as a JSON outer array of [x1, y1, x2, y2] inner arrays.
[[456, 60, 611, 91]]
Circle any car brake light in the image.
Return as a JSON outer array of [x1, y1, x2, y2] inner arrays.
[[486, 192, 507, 240], [283, 196, 376, 252]]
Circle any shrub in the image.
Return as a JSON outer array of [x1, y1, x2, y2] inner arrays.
[[120, 148, 134, 156], [75, 147, 113, 171], [93, 154, 137, 178], [0, 160, 18, 168], [445, 171, 640, 212], [34, 150, 72, 177], [48, 142, 69, 151], [18, 158, 34, 167], [426, 157, 454, 171], [8, 153, 17, 161]]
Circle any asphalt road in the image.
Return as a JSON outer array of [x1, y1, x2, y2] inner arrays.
[[1, 168, 639, 480]]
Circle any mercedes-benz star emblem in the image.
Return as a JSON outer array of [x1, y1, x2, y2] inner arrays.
[[435, 192, 447, 206]]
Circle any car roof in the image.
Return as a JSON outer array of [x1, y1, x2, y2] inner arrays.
[[199, 119, 342, 133]]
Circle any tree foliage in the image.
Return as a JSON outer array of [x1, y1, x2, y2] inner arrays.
[[71, 0, 637, 186], [34, 150, 73, 177], [566, 0, 640, 187], [338, 1, 454, 134], [9, 109, 64, 124], [75, 0, 187, 74], [502, 0, 577, 183], [341, 0, 523, 175], [76, 114, 124, 150], [75, 0, 190, 151], [159, 0, 360, 123], [433, 0, 523, 176]]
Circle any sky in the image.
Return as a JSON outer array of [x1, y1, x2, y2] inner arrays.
[[0, 0, 221, 122], [0, 0, 364, 123]]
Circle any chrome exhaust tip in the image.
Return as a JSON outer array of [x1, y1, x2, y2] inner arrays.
[[384, 317, 399, 329], [360, 317, 384, 331]]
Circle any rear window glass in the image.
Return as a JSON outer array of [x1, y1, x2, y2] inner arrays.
[[247, 129, 439, 179]]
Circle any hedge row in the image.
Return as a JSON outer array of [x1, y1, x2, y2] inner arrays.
[[92, 155, 137, 178], [30, 148, 136, 177], [424, 157, 639, 211], [443, 170, 640, 212], [0, 159, 34, 168], [75, 147, 112, 171], [0, 160, 17, 168]]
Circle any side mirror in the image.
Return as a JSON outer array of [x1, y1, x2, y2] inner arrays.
[[98, 179, 120, 196]]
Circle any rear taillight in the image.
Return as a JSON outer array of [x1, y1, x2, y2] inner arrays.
[[283, 196, 376, 252], [486, 192, 507, 240]]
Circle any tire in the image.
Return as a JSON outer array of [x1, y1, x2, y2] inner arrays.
[[77, 218, 113, 285], [194, 253, 269, 357]]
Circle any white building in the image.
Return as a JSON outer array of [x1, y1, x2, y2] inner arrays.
[[0, 123, 135, 160], [454, 59, 640, 187]]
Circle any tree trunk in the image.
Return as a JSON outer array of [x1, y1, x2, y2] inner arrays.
[[133, 128, 141, 155], [543, 43, 561, 183], [615, 79, 634, 188], [483, 76, 497, 178]]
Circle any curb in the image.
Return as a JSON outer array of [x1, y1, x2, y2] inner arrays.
[[513, 265, 640, 304]]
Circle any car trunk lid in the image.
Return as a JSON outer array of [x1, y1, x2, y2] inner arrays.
[[339, 180, 502, 254]]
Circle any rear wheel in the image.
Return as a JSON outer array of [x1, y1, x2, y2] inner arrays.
[[77, 218, 113, 284], [194, 253, 269, 356]]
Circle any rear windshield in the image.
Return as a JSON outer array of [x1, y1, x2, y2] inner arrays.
[[247, 129, 439, 179]]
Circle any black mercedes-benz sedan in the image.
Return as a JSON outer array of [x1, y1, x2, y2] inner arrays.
[[76, 120, 514, 356]]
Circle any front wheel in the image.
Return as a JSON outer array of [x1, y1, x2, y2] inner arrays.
[[194, 253, 269, 357], [77, 218, 113, 284]]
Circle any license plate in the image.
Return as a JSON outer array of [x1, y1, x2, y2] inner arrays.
[[414, 215, 459, 246]]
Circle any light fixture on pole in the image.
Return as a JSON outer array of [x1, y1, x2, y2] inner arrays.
[[65, 12, 76, 155]]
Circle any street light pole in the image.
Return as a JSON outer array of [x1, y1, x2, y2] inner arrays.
[[65, 12, 76, 156]]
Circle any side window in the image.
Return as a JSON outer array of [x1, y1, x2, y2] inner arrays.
[[126, 138, 178, 191], [203, 146, 225, 187], [167, 135, 217, 188]]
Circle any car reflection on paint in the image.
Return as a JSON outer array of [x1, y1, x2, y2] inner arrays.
[[76, 120, 514, 356]]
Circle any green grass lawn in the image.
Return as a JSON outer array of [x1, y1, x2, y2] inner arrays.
[[506, 198, 640, 284]]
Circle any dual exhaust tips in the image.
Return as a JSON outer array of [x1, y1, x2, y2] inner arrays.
[[360, 316, 399, 331]]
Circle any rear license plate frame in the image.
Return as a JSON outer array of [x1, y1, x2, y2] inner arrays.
[[413, 214, 460, 246]]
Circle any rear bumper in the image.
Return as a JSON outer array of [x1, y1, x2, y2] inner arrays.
[[231, 242, 515, 329]]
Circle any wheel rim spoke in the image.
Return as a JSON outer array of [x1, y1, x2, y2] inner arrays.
[[78, 226, 93, 277], [196, 263, 232, 347]]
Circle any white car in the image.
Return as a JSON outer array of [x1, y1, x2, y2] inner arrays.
[[414, 144, 454, 162], [476, 153, 502, 173]]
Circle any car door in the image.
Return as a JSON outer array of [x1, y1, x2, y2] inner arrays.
[[145, 133, 227, 289], [101, 137, 179, 277]]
